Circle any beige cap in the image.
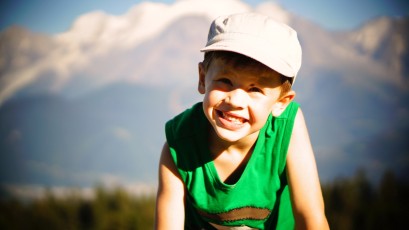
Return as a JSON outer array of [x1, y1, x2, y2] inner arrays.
[[201, 12, 302, 81]]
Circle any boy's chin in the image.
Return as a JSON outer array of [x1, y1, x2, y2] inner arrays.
[[213, 128, 248, 143]]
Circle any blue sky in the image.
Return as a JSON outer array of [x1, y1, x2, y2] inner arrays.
[[1, 0, 408, 34]]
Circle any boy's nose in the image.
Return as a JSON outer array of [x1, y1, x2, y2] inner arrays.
[[225, 88, 249, 108]]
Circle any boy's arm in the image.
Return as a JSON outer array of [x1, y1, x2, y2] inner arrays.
[[286, 108, 330, 230], [155, 142, 185, 230]]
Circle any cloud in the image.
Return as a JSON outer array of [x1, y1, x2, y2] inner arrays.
[[1, 182, 155, 201], [112, 126, 133, 141], [255, 1, 290, 23], [25, 160, 99, 185], [1, 184, 47, 200]]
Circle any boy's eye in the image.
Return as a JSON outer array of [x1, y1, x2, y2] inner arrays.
[[217, 78, 232, 85], [249, 87, 262, 93]]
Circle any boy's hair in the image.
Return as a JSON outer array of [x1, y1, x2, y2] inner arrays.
[[202, 51, 293, 97]]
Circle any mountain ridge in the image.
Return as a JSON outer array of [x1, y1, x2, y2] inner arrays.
[[1, 1, 408, 105]]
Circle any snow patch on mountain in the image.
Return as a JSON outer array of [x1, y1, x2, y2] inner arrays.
[[346, 17, 409, 87], [350, 17, 394, 55], [55, 0, 251, 51]]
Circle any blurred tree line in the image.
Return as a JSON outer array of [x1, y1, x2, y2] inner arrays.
[[0, 170, 408, 229], [0, 186, 155, 229], [323, 170, 409, 229]]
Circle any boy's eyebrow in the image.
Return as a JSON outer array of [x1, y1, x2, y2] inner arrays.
[[252, 73, 280, 87], [257, 75, 273, 84]]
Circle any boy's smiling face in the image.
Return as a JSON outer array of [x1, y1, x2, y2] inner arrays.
[[198, 58, 294, 144]]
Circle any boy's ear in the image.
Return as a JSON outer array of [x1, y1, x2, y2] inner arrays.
[[271, 91, 296, 117], [198, 62, 206, 94]]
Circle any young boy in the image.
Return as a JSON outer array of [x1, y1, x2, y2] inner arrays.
[[155, 12, 329, 229]]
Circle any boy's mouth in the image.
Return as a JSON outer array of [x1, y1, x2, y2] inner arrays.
[[216, 110, 247, 125]]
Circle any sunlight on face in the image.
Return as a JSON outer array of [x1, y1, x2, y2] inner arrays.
[[199, 59, 283, 143]]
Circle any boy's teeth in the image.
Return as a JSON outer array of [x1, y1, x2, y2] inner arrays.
[[222, 112, 245, 124]]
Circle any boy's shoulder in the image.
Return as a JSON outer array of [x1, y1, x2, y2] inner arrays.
[[166, 102, 204, 142]]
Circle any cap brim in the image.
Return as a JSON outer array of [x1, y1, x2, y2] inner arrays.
[[200, 38, 296, 79]]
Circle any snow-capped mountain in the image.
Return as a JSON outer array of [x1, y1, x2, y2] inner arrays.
[[347, 16, 409, 80], [0, 0, 290, 105], [0, 0, 408, 197]]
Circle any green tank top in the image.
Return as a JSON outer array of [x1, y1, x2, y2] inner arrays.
[[166, 102, 299, 229]]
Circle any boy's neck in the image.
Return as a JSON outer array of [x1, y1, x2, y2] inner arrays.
[[208, 128, 260, 157], [208, 128, 259, 184]]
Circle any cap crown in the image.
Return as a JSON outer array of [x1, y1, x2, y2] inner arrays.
[[201, 13, 302, 81]]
